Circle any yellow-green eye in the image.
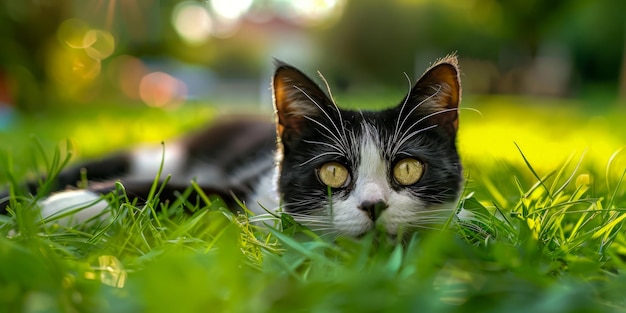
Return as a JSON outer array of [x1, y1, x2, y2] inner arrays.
[[318, 162, 350, 188], [393, 158, 424, 186]]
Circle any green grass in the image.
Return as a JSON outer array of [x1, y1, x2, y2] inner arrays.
[[1, 97, 626, 312]]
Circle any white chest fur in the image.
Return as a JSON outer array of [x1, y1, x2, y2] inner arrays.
[[246, 167, 280, 216]]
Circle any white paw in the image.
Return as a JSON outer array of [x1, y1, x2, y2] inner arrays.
[[40, 190, 109, 226]]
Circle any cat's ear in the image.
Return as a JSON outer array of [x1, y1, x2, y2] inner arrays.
[[408, 55, 461, 135], [272, 60, 334, 144]]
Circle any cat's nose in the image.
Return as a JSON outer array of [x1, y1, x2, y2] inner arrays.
[[358, 200, 388, 221]]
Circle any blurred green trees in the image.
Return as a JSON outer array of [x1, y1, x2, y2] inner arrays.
[[321, 0, 625, 97], [0, 0, 624, 112], [0, 0, 71, 110]]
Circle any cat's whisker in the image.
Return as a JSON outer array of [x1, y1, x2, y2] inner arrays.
[[290, 216, 335, 229], [347, 129, 360, 159], [405, 213, 455, 221], [294, 86, 351, 153], [410, 219, 450, 226], [401, 86, 441, 128], [303, 115, 348, 155], [390, 88, 443, 151], [410, 216, 451, 222], [390, 106, 459, 156], [407, 214, 451, 222], [317, 71, 337, 105], [416, 204, 455, 212], [299, 151, 344, 166], [413, 191, 458, 203], [314, 132, 347, 152], [390, 72, 416, 150], [288, 219, 334, 229], [283, 201, 332, 214], [287, 210, 329, 218], [406, 218, 448, 225], [409, 225, 447, 231], [410, 107, 459, 130], [392, 125, 438, 155], [303, 140, 345, 153], [408, 217, 450, 224], [421, 195, 453, 203], [389, 86, 442, 154], [316, 70, 347, 144], [399, 113, 439, 137]]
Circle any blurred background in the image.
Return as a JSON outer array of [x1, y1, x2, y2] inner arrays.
[[1, 0, 626, 181], [0, 0, 624, 113]]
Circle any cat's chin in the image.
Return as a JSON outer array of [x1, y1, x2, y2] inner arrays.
[[335, 221, 403, 240], [331, 212, 375, 238], [330, 212, 409, 239], [334, 219, 427, 241], [345, 229, 408, 245]]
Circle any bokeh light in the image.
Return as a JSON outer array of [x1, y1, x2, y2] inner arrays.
[[49, 18, 118, 98], [57, 19, 91, 48], [287, 0, 346, 26], [3, 0, 624, 110], [83, 30, 115, 60], [106, 55, 147, 100], [172, 2, 213, 46], [139, 72, 187, 108], [47, 47, 101, 84]]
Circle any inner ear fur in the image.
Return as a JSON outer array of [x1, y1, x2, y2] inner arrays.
[[272, 61, 333, 144], [419, 56, 460, 108], [411, 55, 462, 132]]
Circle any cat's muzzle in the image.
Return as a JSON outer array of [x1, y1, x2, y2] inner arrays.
[[358, 200, 388, 221]]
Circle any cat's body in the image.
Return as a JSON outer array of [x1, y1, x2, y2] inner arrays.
[[1, 56, 463, 239]]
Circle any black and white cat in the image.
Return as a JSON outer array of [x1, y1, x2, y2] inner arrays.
[[1, 55, 463, 239]]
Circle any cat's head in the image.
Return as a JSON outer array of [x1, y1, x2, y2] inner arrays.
[[272, 56, 462, 239]]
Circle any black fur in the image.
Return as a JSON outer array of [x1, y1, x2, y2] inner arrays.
[[274, 71, 462, 216]]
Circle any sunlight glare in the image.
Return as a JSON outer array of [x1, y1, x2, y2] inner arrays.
[[289, 0, 345, 26], [210, 0, 253, 20]]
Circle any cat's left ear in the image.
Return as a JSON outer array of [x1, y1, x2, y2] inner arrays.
[[409, 55, 461, 135], [272, 61, 335, 145]]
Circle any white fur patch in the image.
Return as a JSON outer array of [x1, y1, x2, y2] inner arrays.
[[184, 164, 222, 186], [129, 142, 187, 182], [39, 190, 109, 226], [247, 166, 280, 215], [332, 124, 389, 236], [330, 123, 452, 237]]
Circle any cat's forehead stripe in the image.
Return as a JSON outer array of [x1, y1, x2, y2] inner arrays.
[[356, 122, 387, 180], [346, 122, 391, 208]]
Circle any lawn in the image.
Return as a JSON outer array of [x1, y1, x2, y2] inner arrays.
[[1, 95, 626, 313]]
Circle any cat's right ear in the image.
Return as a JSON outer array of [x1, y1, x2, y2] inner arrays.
[[272, 61, 333, 144], [405, 55, 461, 136]]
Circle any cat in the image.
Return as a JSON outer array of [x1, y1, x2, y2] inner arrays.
[[0, 55, 463, 240]]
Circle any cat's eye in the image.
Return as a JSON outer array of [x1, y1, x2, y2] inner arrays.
[[318, 162, 350, 188], [393, 158, 424, 186]]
